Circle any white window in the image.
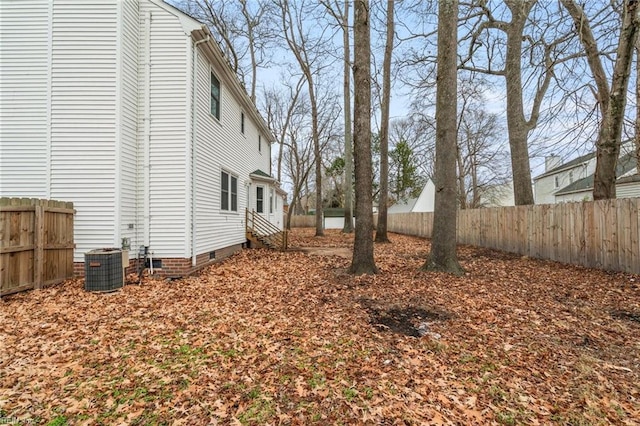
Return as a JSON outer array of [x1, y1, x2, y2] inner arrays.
[[211, 72, 220, 120], [221, 170, 237, 212], [256, 186, 264, 213], [554, 176, 559, 188], [269, 188, 274, 213], [569, 171, 574, 183]]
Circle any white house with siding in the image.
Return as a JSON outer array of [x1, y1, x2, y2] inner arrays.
[[534, 145, 639, 204], [0, 0, 285, 276], [387, 179, 436, 214]]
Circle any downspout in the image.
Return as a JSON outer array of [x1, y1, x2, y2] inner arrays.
[[191, 35, 209, 266], [143, 11, 151, 247]]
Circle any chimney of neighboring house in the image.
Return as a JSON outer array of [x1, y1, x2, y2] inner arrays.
[[545, 155, 562, 172]]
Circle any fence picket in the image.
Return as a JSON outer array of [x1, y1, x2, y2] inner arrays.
[[293, 199, 640, 275], [1, 198, 75, 296]]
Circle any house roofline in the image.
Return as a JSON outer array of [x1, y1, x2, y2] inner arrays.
[[153, 2, 275, 143], [191, 26, 274, 145], [533, 158, 591, 181]]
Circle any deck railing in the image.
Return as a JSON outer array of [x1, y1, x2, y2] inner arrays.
[[246, 209, 288, 250]]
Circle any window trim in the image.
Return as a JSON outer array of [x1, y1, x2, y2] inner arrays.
[[269, 188, 274, 214], [220, 169, 238, 212], [256, 186, 265, 214], [210, 71, 221, 120]]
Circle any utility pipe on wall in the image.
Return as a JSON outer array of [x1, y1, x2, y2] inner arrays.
[[143, 10, 151, 247]]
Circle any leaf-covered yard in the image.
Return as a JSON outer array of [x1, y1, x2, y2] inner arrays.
[[1, 229, 639, 425]]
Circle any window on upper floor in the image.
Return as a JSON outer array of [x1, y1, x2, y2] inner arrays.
[[241, 112, 245, 134], [221, 170, 238, 212], [569, 171, 574, 183], [258, 135, 262, 152], [554, 176, 560, 188], [211, 72, 221, 120]]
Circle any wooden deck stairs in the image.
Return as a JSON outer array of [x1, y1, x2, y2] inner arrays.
[[245, 209, 288, 251]]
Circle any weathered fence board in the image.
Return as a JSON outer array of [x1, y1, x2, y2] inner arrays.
[[1, 198, 75, 296], [366, 199, 640, 275], [289, 215, 316, 228]]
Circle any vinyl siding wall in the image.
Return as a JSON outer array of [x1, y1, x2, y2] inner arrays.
[[615, 183, 640, 199], [120, 0, 140, 251], [139, 1, 189, 258], [534, 162, 594, 205], [1, 0, 278, 265], [50, 0, 118, 261], [193, 48, 272, 255], [0, 0, 50, 197]]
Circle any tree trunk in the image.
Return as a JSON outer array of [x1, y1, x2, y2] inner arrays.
[[456, 142, 466, 209], [636, 40, 640, 174], [342, 0, 354, 233], [504, 1, 535, 205], [375, 0, 394, 243], [423, 0, 464, 275], [240, 0, 257, 103], [350, 0, 377, 275], [589, 1, 638, 199], [308, 78, 324, 236], [561, 0, 639, 198], [471, 152, 480, 208], [560, 0, 610, 114]]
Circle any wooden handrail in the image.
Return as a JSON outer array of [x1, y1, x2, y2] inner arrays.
[[246, 209, 288, 250]]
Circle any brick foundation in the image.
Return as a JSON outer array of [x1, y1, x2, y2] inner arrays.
[[74, 243, 243, 278]]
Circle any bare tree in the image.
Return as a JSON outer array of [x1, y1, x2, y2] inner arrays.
[[176, 0, 276, 101], [321, 0, 354, 233], [341, 0, 354, 234], [351, 0, 378, 275], [454, 76, 508, 208], [262, 74, 306, 183], [457, 108, 508, 208], [375, 0, 395, 243], [636, 39, 640, 173], [459, 1, 582, 205], [423, 0, 464, 275], [277, 0, 335, 236], [238, 0, 274, 102], [275, 91, 314, 229], [561, 0, 640, 199]]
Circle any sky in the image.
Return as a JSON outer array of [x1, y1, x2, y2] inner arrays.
[[169, 0, 634, 188]]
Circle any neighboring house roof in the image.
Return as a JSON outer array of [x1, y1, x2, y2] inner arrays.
[[534, 152, 595, 180], [617, 174, 640, 184], [555, 153, 637, 196], [388, 198, 418, 214]]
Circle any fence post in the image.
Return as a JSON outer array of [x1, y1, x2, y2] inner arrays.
[[34, 204, 45, 289]]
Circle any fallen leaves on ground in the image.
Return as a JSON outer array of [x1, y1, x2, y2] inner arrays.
[[1, 229, 639, 425]]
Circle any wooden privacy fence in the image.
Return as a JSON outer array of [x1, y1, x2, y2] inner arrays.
[[1, 198, 75, 296], [382, 198, 640, 275], [290, 215, 316, 228]]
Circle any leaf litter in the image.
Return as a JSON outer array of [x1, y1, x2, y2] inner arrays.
[[1, 228, 639, 425]]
